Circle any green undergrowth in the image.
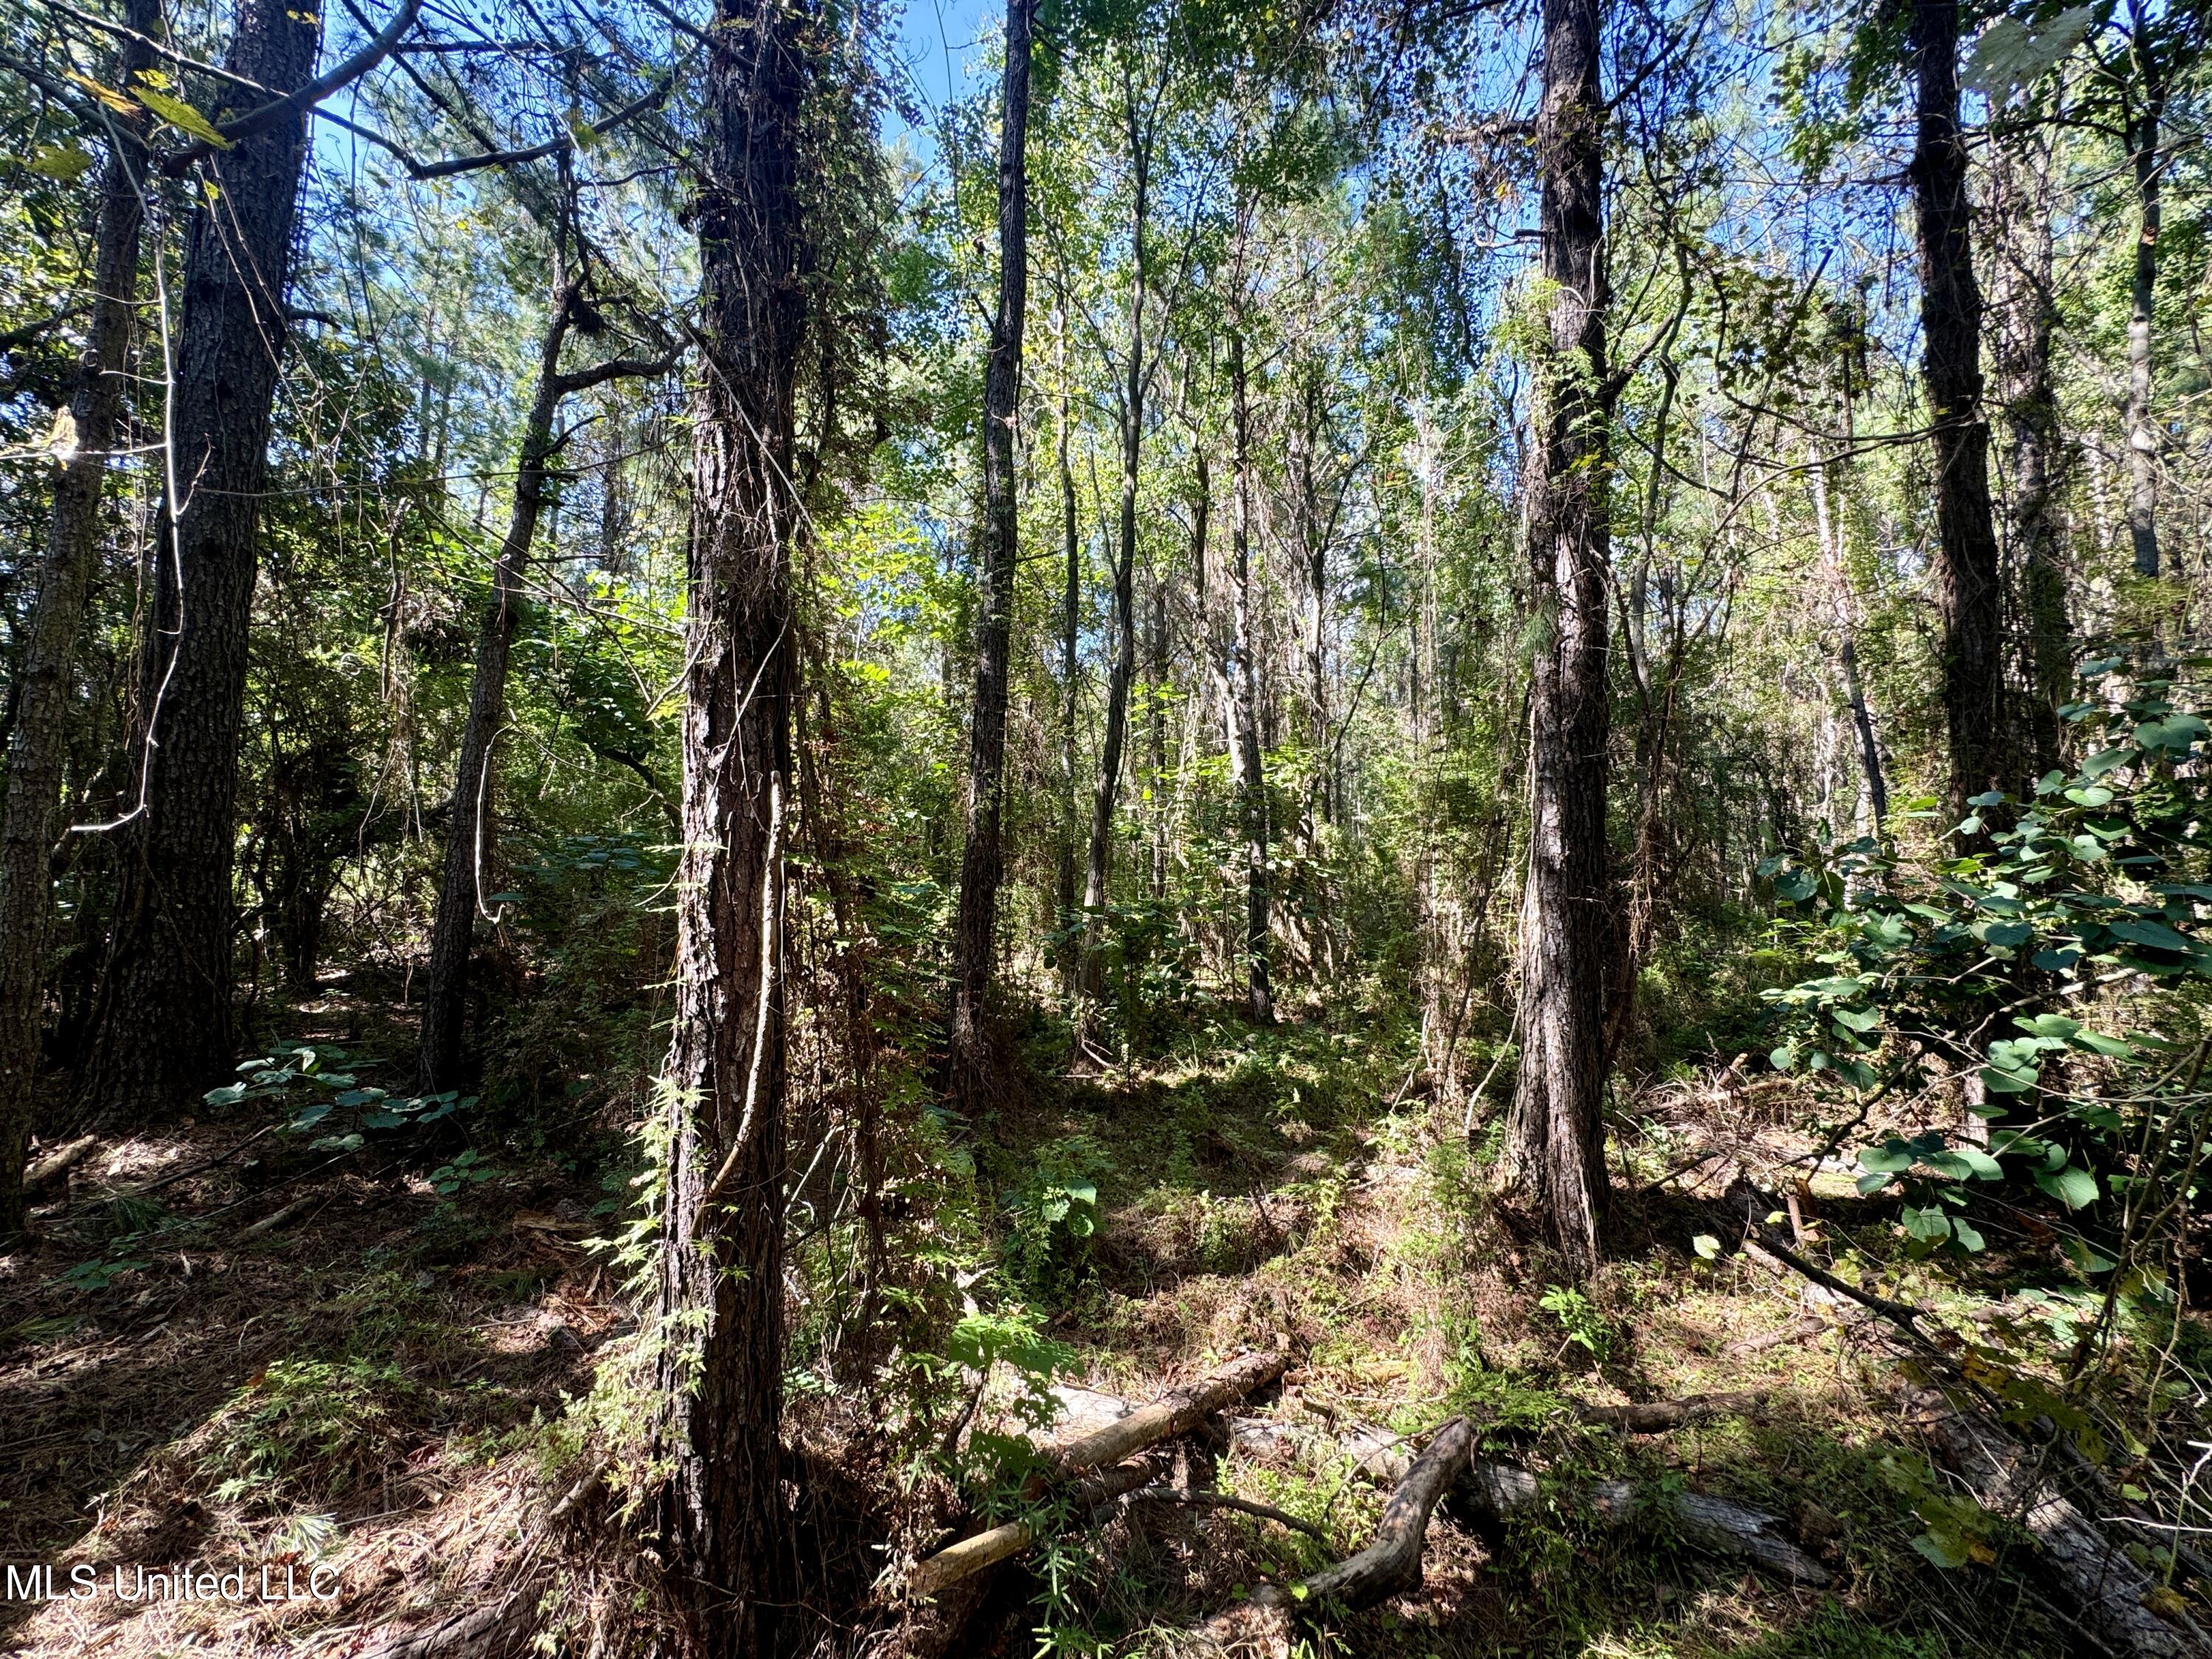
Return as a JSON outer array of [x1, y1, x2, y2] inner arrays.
[[946, 1006, 2115, 1658]]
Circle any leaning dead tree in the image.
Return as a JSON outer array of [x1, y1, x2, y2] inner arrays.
[[1725, 1182, 2202, 1659]]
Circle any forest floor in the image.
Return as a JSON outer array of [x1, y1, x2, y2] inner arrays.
[[0, 973, 626, 1658], [0, 984, 2128, 1657]]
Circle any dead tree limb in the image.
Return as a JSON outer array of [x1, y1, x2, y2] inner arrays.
[[1736, 1214, 2202, 1655], [1899, 1382, 2199, 1657], [908, 1454, 1167, 1599], [1454, 1461, 1829, 1584], [906, 1352, 1287, 1599], [1228, 1414, 1829, 1585], [1575, 1391, 1768, 1431], [1194, 1416, 1474, 1645], [1295, 1416, 1475, 1607], [24, 1136, 97, 1187], [1054, 1351, 1287, 1478], [1122, 1486, 1329, 1543]]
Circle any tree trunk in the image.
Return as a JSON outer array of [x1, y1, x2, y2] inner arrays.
[[417, 286, 669, 1093], [652, 0, 810, 1648], [2124, 0, 2164, 581], [1809, 448, 1888, 827], [417, 296, 570, 1093], [0, 0, 158, 1235], [1079, 69, 1152, 1013], [949, 0, 1032, 1106], [80, 0, 322, 1124], [1227, 324, 1272, 1024], [1056, 308, 1080, 998], [1502, 0, 1613, 1275], [1910, 0, 2008, 822], [1146, 554, 1169, 900], [1989, 128, 2070, 781]]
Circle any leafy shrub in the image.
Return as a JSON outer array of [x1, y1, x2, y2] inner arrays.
[[1761, 653, 2212, 1272], [1002, 1135, 1107, 1304]]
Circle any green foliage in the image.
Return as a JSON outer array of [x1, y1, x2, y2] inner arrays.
[[205, 1046, 477, 1153], [1762, 654, 2212, 1259], [201, 1358, 420, 1512], [1537, 1283, 1612, 1361], [1002, 1135, 1108, 1304]]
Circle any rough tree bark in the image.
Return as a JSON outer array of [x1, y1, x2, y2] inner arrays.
[[1910, 0, 2008, 821], [2124, 0, 2166, 580], [949, 0, 1032, 1107], [1501, 0, 1613, 1273], [1079, 61, 1154, 1017], [1227, 319, 1272, 1023], [417, 279, 672, 1092], [650, 0, 811, 1649], [1056, 307, 1081, 998], [1989, 128, 2070, 779], [0, 0, 158, 1236], [79, 0, 323, 1124]]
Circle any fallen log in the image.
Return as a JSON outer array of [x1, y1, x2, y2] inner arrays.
[[25, 1135, 97, 1188], [1736, 1207, 2204, 1658], [906, 1352, 1288, 1599], [1228, 1415, 1828, 1585], [1053, 1351, 1287, 1479], [909, 1455, 1167, 1599], [1454, 1462, 1829, 1585], [1900, 1382, 2199, 1658], [1575, 1391, 1767, 1432], [1194, 1416, 1475, 1646], [1293, 1416, 1474, 1607]]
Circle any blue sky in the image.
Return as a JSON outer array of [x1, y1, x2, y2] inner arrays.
[[885, 0, 996, 162]]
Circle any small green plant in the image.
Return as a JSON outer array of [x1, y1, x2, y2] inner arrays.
[[1539, 1283, 1610, 1360], [1003, 1135, 1107, 1303], [206, 1046, 476, 1151], [429, 1148, 501, 1197], [59, 1253, 148, 1293], [201, 1358, 417, 1510]]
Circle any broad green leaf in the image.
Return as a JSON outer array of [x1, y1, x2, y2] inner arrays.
[[2108, 918, 2193, 952], [133, 88, 232, 147], [1912, 1526, 1974, 1569], [29, 143, 96, 181], [1903, 1205, 1952, 1242], [2035, 1164, 2099, 1211]]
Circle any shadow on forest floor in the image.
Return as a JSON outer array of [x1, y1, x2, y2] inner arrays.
[[939, 1005, 2087, 1658], [0, 975, 620, 1658]]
